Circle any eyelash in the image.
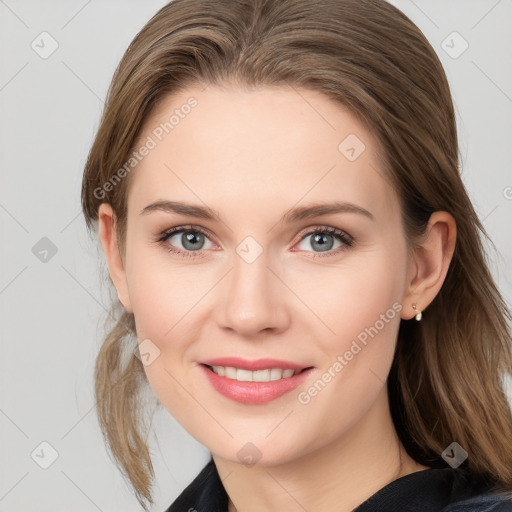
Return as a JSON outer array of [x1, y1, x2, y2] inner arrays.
[[155, 224, 354, 260]]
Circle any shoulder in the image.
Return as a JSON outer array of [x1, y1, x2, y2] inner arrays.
[[440, 469, 512, 512], [440, 493, 512, 512], [354, 466, 512, 512]]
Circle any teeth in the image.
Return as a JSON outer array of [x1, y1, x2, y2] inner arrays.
[[210, 366, 299, 382]]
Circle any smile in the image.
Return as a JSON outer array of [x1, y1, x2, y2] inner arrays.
[[206, 365, 302, 382], [199, 362, 315, 404]]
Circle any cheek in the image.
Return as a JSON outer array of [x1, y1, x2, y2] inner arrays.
[[125, 241, 205, 340], [287, 272, 404, 450], [295, 246, 406, 350], [124, 248, 214, 407], [127, 261, 200, 419], [128, 269, 176, 341], [291, 243, 406, 407]]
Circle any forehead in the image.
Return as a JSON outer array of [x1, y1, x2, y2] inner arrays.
[[127, 84, 397, 224]]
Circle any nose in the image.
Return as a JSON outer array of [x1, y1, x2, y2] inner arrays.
[[214, 249, 291, 337]]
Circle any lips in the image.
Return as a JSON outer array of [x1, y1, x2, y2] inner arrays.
[[198, 357, 315, 404]]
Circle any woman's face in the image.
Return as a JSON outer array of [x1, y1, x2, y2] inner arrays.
[[110, 84, 416, 466]]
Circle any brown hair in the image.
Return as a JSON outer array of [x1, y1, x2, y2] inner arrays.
[[81, 0, 512, 509]]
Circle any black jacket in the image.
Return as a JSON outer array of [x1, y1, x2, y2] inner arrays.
[[165, 456, 512, 512]]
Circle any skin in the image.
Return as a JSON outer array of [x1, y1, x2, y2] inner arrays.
[[98, 84, 456, 512]]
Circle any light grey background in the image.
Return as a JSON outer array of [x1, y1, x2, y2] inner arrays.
[[1, 1, 511, 511]]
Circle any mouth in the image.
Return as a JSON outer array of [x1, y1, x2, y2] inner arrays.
[[201, 364, 312, 382], [198, 360, 316, 404]]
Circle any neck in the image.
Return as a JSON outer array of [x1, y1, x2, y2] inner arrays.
[[215, 387, 429, 512]]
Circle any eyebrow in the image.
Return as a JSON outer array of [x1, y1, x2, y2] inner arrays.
[[139, 199, 375, 223]]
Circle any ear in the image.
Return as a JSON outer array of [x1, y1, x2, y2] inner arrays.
[[401, 211, 457, 320], [97, 203, 133, 313]]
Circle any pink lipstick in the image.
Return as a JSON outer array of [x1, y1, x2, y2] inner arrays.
[[198, 357, 314, 404]]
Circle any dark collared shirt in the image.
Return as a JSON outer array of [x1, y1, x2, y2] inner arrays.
[[165, 456, 512, 512]]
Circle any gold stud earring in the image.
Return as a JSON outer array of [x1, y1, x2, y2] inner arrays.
[[412, 303, 422, 321]]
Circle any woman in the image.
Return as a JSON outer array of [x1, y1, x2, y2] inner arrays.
[[81, 0, 512, 510]]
